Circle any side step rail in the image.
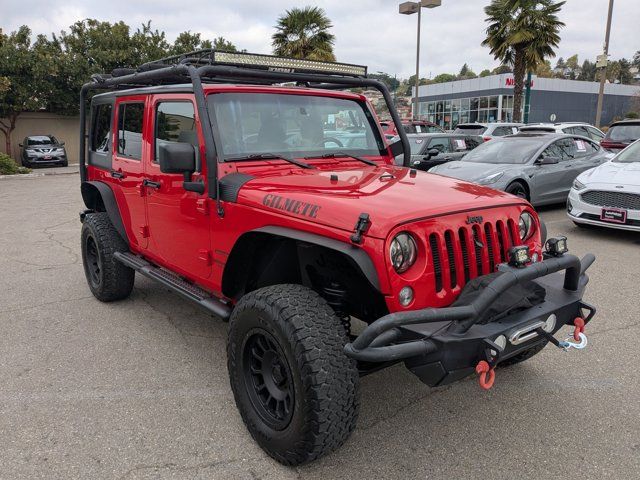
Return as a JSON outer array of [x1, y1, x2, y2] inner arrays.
[[113, 251, 231, 320]]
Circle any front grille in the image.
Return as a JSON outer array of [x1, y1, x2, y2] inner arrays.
[[428, 219, 517, 294], [581, 190, 640, 210]]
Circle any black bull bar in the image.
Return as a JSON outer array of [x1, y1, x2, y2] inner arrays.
[[344, 254, 596, 378]]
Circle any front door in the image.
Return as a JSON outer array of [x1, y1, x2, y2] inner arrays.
[[530, 139, 571, 204], [112, 98, 149, 249], [143, 95, 212, 280]]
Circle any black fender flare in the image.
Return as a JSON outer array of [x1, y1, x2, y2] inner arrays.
[[80, 181, 128, 245], [244, 226, 381, 291]]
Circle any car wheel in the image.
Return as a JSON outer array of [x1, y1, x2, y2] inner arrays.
[[61, 160, 68, 167], [505, 181, 529, 200], [81, 212, 135, 302], [227, 284, 359, 465]]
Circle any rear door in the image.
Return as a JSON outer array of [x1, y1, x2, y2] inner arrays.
[[143, 94, 212, 280], [112, 98, 149, 249]]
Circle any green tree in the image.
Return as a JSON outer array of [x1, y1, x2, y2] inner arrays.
[[272, 6, 336, 61], [432, 73, 457, 83], [458, 63, 477, 79], [483, 0, 565, 122], [578, 59, 596, 81], [369, 72, 400, 91], [0, 27, 54, 158], [534, 59, 553, 78], [492, 64, 512, 74], [633, 51, 640, 68], [479, 69, 492, 77], [565, 54, 579, 79]]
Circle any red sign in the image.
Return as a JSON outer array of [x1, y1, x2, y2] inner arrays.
[[505, 77, 534, 87]]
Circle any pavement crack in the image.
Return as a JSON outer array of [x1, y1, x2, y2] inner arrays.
[[117, 457, 247, 479], [0, 296, 93, 315]]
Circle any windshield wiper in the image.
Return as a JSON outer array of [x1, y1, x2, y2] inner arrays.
[[306, 152, 377, 166], [225, 153, 313, 169]]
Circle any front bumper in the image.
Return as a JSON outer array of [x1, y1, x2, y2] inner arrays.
[[344, 253, 596, 387], [568, 188, 640, 232]]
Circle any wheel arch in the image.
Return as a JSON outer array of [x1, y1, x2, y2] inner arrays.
[[222, 226, 386, 321], [80, 181, 128, 245], [506, 178, 531, 200]]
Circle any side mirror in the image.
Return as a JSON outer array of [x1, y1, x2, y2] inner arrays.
[[158, 142, 196, 175], [19, 143, 23, 147], [425, 148, 440, 159], [59, 141, 65, 146], [536, 156, 560, 165]]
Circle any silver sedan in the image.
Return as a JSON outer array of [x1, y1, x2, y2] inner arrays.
[[429, 133, 611, 206]]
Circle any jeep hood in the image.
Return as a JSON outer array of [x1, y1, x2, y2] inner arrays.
[[234, 165, 524, 238]]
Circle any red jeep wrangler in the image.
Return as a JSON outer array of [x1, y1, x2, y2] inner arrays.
[[78, 51, 596, 465]]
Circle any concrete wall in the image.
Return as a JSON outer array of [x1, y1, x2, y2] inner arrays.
[[1, 112, 80, 164]]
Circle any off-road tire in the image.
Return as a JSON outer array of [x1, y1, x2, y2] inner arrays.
[[499, 341, 547, 367], [81, 212, 134, 302], [227, 284, 359, 465]]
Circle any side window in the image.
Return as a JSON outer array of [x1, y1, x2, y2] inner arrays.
[[428, 137, 451, 153], [155, 102, 199, 169], [555, 138, 577, 160], [464, 136, 481, 149], [541, 142, 563, 160], [492, 126, 511, 136], [586, 127, 605, 142], [91, 104, 112, 153], [117, 103, 144, 160]]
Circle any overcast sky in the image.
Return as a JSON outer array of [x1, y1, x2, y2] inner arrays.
[[2, 0, 638, 78]]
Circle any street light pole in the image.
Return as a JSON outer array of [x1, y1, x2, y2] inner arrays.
[[595, 0, 614, 128], [414, 7, 421, 120], [399, 1, 441, 121]]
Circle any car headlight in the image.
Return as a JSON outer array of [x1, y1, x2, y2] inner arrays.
[[55, 148, 65, 154], [389, 232, 417, 273], [572, 179, 586, 190], [518, 212, 535, 241], [478, 172, 504, 185]]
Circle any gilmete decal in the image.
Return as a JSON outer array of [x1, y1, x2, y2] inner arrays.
[[263, 194, 321, 218]]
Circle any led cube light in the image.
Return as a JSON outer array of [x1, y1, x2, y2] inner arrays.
[[545, 236, 568, 257], [508, 245, 531, 268]]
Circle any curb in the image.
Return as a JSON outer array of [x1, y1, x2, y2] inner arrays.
[[0, 165, 79, 180]]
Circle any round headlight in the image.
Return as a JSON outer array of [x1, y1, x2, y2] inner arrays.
[[518, 212, 535, 241], [389, 232, 417, 273]]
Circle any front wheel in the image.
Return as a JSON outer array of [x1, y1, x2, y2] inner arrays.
[[227, 284, 359, 465], [505, 181, 529, 200]]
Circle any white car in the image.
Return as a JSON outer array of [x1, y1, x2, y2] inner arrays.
[[520, 123, 605, 143], [453, 122, 523, 140], [567, 139, 640, 231]]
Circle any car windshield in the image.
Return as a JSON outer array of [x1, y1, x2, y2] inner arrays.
[[453, 125, 486, 135], [613, 141, 640, 163], [27, 135, 57, 146], [606, 124, 640, 142], [461, 138, 542, 164], [208, 93, 385, 160]]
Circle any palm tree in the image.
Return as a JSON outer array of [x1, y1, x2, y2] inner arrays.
[[482, 0, 565, 122], [272, 6, 336, 62]]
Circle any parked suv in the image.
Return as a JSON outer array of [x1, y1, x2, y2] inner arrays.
[[519, 122, 605, 142], [600, 119, 640, 151], [20, 135, 68, 167], [78, 51, 597, 465], [453, 122, 522, 141]]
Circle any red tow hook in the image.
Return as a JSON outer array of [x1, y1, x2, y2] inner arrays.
[[475, 360, 496, 390], [573, 317, 585, 341]]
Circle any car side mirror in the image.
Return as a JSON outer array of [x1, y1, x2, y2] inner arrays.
[[536, 156, 560, 165], [425, 148, 440, 158], [59, 141, 65, 146], [19, 143, 23, 147], [158, 143, 204, 193]]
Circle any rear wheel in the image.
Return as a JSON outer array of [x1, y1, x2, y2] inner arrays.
[[505, 181, 529, 200], [81, 212, 134, 302], [227, 284, 359, 465]]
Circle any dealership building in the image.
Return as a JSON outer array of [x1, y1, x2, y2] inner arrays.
[[414, 73, 638, 130]]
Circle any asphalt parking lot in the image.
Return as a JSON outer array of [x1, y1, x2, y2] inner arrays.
[[1, 171, 639, 479]]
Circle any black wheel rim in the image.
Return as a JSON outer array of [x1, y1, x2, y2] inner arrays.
[[510, 185, 527, 199], [85, 236, 102, 287], [242, 329, 294, 430]]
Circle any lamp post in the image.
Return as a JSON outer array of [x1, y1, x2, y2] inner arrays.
[[595, 0, 614, 128], [399, 0, 442, 121]]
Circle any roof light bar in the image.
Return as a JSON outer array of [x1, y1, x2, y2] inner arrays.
[[211, 51, 367, 77]]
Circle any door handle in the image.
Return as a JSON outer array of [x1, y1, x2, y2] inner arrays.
[[110, 170, 125, 179], [142, 179, 161, 189]]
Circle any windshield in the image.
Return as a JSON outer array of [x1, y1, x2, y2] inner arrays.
[[461, 138, 542, 164], [613, 140, 640, 163], [408, 136, 428, 154], [208, 93, 385, 160], [606, 124, 640, 142], [27, 135, 57, 146]]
